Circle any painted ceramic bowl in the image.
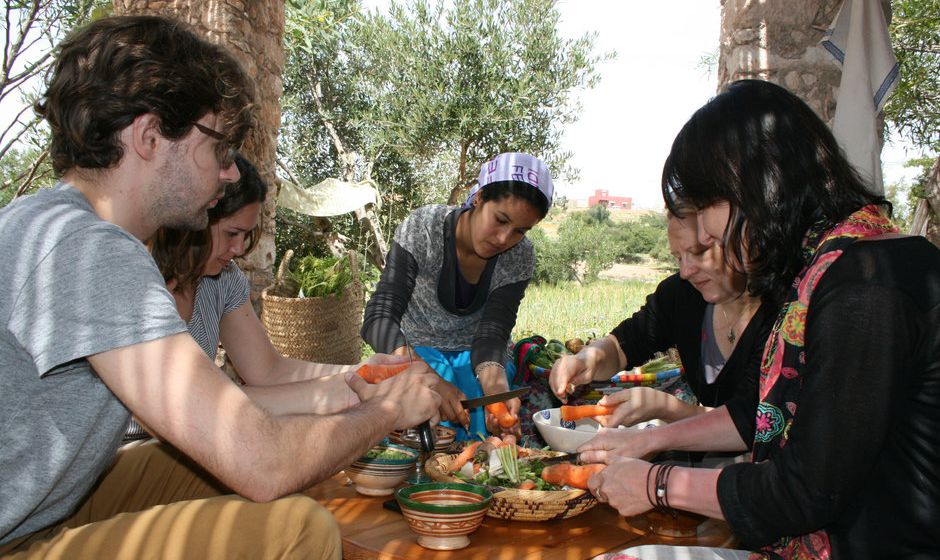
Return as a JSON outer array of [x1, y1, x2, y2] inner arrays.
[[389, 425, 457, 453], [345, 444, 418, 496], [533, 408, 662, 453], [395, 482, 492, 550]]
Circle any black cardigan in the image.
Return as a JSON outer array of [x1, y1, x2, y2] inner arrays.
[[718, 237, 940, 559], [610, 272, 774, 408]]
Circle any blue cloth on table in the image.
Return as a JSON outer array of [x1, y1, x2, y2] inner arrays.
[[413, 346, 516, 441]]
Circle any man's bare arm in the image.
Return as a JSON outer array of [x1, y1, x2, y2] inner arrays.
[[89, 332, 440, 501]]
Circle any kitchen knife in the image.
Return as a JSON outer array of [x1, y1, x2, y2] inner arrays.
[[459, 386, 530, 409]]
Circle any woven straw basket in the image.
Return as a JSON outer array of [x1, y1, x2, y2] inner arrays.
[[425, 452, 598, 522], [260, 250, 364, 365]]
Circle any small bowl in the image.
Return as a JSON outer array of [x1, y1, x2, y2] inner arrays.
[[533, 408, 662, 453], [396, 482, 492, 550], [345, 444, 418, 496], [646, 509, 708, 537], [389, 425, 457, 453]]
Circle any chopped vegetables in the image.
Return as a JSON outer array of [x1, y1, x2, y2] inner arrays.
[[363, 448, 413, 460]]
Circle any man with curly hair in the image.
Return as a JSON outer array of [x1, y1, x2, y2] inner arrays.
[[0, 15, 442, 559]]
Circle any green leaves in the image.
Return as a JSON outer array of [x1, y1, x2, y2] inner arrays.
[[289, 253, 354, 298]]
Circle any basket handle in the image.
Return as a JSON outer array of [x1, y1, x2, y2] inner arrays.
[[347, 250, 360, 286], [275, 249, 294, 289]]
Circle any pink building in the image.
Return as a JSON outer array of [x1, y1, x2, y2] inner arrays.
[[587, 189, 632, 209]]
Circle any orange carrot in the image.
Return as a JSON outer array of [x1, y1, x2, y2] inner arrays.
[[485, 402, 517, 428], [540, 463, 605, 490], [560, 405, 615, 422], [356, 362, 410, 384], [500, 434, 517, 449], [449, 441, 483, 473], [518, 480, 537, 490]]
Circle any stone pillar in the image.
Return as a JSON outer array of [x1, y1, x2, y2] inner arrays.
[[113, 0, 283, 306]]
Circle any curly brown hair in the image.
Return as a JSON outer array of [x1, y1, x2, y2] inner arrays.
[[35, 15, 256, 175]]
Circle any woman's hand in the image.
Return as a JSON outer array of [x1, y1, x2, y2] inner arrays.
[[596, 387, 669, 427], [477, 364, 521, 437], [431, 378, 470, 428], [549, 353, 595, 402], [588, 457, 654, 517], [550, 335, 625, 402], [578, 426, 656, 463]]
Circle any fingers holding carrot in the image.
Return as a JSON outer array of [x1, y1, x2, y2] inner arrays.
[[484, 398, 522, 438]]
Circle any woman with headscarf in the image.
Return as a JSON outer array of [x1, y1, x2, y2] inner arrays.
[[362, 152, 554, 439]]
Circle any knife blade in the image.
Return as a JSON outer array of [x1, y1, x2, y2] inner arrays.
[[460, 386, 530, 410]]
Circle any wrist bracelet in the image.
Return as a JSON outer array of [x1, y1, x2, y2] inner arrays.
[[645, 463, 658, 510], [474, 361, 506, 379], [654, 463, 676, 515]]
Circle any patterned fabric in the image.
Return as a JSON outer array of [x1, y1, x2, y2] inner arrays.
[[749, 205, 898, 560], [187, 262, 251, 358]]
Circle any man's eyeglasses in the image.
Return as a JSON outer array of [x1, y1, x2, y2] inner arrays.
[[192, 122, 237, 169]]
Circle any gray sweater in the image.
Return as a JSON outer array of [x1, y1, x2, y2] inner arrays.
[[362, 205, 533, 368]]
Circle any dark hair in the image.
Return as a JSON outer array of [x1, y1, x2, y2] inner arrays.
[[151, 154, 267, 288], [36, 15, 256, 175], [478, 180, 550, 219], [661, 79, 889, 303]]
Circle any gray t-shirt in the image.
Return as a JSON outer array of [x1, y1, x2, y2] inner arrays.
[[0, 184, 186, 544]]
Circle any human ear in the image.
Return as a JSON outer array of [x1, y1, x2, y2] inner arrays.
[[129, 113, 163, 162]]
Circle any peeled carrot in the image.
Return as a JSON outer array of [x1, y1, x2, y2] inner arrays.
[[518, 480, 537, 490], [356, 362, 410, 384], [540, 463, 605, 490], [560, 405, 615, 422], [449, 441, 483, 472], [485, 402, 517, 428]]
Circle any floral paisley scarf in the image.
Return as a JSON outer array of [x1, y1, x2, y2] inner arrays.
[[748, 205, 898, 560]]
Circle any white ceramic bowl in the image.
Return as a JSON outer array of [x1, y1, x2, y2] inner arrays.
[[532, 408, 662, 453], [345, 444, 419, 496]]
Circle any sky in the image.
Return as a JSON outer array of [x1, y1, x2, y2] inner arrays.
[[550, 1, 925, 208]]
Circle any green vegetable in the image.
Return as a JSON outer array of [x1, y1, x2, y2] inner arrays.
[[363, 448, 412, 460], [289, 254, 353, 298], [639, 354, 680, 373]]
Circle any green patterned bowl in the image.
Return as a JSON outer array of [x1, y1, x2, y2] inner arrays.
[[345, 444, 418, 496], [395, 482, 492, 550]]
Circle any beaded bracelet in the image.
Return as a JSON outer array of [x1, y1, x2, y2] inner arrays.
[[474, 361, 506, 379]]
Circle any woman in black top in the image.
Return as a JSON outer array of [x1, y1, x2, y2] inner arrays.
[[582, 80, 940, 560], [550, 210, 774, 427]]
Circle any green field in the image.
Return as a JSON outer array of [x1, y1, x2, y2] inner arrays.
[[512, 278, 661, 342]]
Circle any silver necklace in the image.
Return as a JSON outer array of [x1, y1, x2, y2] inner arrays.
[[718, 304, 740, 345]]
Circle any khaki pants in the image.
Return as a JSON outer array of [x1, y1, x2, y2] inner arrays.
[[0, 441, 341, 559]]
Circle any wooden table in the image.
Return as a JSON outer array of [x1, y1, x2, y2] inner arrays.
[[305, 474, 736, 560]]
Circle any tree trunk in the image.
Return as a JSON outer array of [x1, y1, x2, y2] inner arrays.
[[113, 0, 285, 307]]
